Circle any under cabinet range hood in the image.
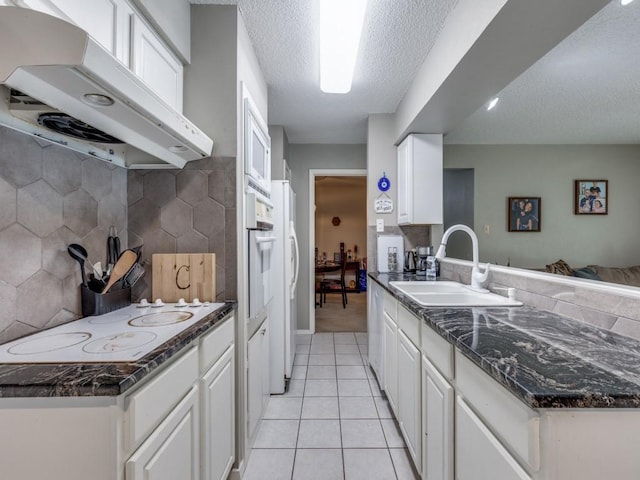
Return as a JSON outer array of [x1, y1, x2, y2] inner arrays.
[[0, 7, 213, 169]]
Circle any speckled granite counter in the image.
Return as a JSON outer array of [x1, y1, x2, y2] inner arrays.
[[0, 302, 236, 398], [370, 273, 640, 408]]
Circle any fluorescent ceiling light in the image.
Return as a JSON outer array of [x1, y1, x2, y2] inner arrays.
[[487, 97, 499, 111], [621, 0, 634, 5], [319, 0, 368, 94]]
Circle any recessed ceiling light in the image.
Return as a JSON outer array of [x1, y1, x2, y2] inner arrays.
[[621, 0, 634, 5], [82, 93, 114, 107], [487, 97, 499, 111], [319, 0, 368, 94]]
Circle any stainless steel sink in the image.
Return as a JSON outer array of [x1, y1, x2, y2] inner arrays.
[[389, 281, 523, 307]]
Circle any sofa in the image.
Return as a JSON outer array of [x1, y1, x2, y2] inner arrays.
[[545, 259, 640, 287]]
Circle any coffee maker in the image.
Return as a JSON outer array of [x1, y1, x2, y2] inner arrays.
[[416, 246, 430, 276]]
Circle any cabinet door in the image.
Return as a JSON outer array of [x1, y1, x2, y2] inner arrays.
[[383, 312, 398, 415], [126, 386, 199, 480], [247, 326, 264, 442], [131, 13, 183, 111], [422, 357, 453, 480], [201, 346, 234, 480], [397, 330, 421, 471], [456, 396, 532, 480], [261, 318, 271, 413], [397, 138, 411, 224], [367, 282, 383, 381]]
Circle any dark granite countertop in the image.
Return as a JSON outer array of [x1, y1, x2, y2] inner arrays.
[[0, 302, 236, 398], [370, 272, 640, 409]]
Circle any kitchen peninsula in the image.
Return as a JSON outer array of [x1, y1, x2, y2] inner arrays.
[[369, 272, 640, 480]]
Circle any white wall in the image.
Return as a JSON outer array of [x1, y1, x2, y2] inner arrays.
[[315, 178, 367, 261], [289, 144, 366, 331], [444, 144, 640, 268]]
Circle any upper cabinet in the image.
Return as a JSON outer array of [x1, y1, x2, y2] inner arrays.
[[131, 14, 183, 111], [397, 134, 443, 225], [15, 0, 183, 112]]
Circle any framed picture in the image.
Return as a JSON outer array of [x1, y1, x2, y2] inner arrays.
[[508, 197, 541, 232], [575, 180, 608, 215]]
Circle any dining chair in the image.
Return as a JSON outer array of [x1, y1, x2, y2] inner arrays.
[[320, 254, 348, 308]]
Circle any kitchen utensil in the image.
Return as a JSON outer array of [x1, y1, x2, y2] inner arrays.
[[106, 225, 121, 273], [102, 250, 137, 294], [122, 262, 145, 288], [67, 243, 89, 287]]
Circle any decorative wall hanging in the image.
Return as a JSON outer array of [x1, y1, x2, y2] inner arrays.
[[574, 180, 608, 215], [374, 172, 393, 213], [508, 197, 541, 232], [332, 216, 341, 226]]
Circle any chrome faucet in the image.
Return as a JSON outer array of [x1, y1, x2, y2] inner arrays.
[[435, 224, 490, 292]]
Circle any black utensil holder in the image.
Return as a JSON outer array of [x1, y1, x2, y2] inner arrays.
[[81, 285, 131, 317]]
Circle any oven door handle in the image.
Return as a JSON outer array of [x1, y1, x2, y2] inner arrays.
[[255, 236, 277, 244]]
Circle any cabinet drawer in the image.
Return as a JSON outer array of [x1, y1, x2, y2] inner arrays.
[[421, 324, 454, 380], [383, 290, 397, 320], [398, 305, 420, 347], [199, 314, 234, 373], [125, 346, 198, 453], [455, 351, 540, 472]]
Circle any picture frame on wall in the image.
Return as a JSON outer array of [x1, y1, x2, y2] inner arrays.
[[575, 180, 608, 215], [508, 197, 541, 232]]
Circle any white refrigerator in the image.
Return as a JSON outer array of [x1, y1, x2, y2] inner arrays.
[[269, 180, 300, 393]]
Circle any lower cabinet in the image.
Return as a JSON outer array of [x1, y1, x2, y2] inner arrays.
[[247, 316, 270, 443], [126, 386, 199, 480], [383, 312, 398, 414], [456, 396, 532, 480], [397, 329, 422, 471], [201, 345, 235, 480], [422, 356, 454, 480]]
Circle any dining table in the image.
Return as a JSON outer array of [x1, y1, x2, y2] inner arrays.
[[315, 261, 341, 274]]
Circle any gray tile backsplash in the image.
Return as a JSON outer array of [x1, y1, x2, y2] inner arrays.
[[0, 126, 128, 343], [0, 126, 236, 343], [127, 156, 236, 303]]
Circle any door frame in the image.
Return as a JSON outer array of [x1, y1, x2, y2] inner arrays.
[[308, 168, 367, 333]]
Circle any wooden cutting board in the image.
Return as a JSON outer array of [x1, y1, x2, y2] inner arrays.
[[152, 253, 216, 302]]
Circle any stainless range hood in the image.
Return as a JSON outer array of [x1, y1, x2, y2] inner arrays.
[[0, 7, 213, 169]]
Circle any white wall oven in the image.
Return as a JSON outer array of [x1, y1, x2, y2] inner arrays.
[[247, 193, 275, 323]]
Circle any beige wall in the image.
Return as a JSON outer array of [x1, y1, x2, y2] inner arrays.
[[315, 177, 367, 262], [444, 144, 640, 269]]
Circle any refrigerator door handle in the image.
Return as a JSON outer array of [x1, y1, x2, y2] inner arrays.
[[290, 221, 300, 299]]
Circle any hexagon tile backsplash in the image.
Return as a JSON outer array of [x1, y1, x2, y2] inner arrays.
[[0, 126, 237, 345], [0, 126, 128, 343]]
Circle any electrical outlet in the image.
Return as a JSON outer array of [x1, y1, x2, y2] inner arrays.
[[376, 219, 384, 232], [483, 224, 490, 235]]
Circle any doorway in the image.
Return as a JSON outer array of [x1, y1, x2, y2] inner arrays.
[[308, 169, 367, 333]]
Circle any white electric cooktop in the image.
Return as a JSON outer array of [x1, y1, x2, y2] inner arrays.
[[0, 301, 225, 364]]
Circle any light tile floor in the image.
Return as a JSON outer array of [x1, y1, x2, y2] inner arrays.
[[243, 332, 420, 480]]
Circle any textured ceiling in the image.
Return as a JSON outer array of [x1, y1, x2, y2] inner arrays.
[[446, 1, 640, 144], [191, 0, 459, 143], [191, 0, 637, 145]]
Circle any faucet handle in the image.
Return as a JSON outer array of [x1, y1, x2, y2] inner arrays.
[[493, 286, 517, 300]]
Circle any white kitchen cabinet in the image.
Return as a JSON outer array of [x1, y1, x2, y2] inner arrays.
[[383, 311, 398, 415], [422, 356, 454, 480], [131, 13, 184, 111], [397, 329, 422, 471], [126, 385, 199, 480], [397, 134, 443, 225], [456, 395, 532, 480], [247, 316, 270, 443], [200, 318, 235, 480]]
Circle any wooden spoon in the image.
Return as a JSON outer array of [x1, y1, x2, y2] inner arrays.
[[102, 250, 137, 294]]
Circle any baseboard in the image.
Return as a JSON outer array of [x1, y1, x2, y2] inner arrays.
[[296, 329, 314, 335]]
